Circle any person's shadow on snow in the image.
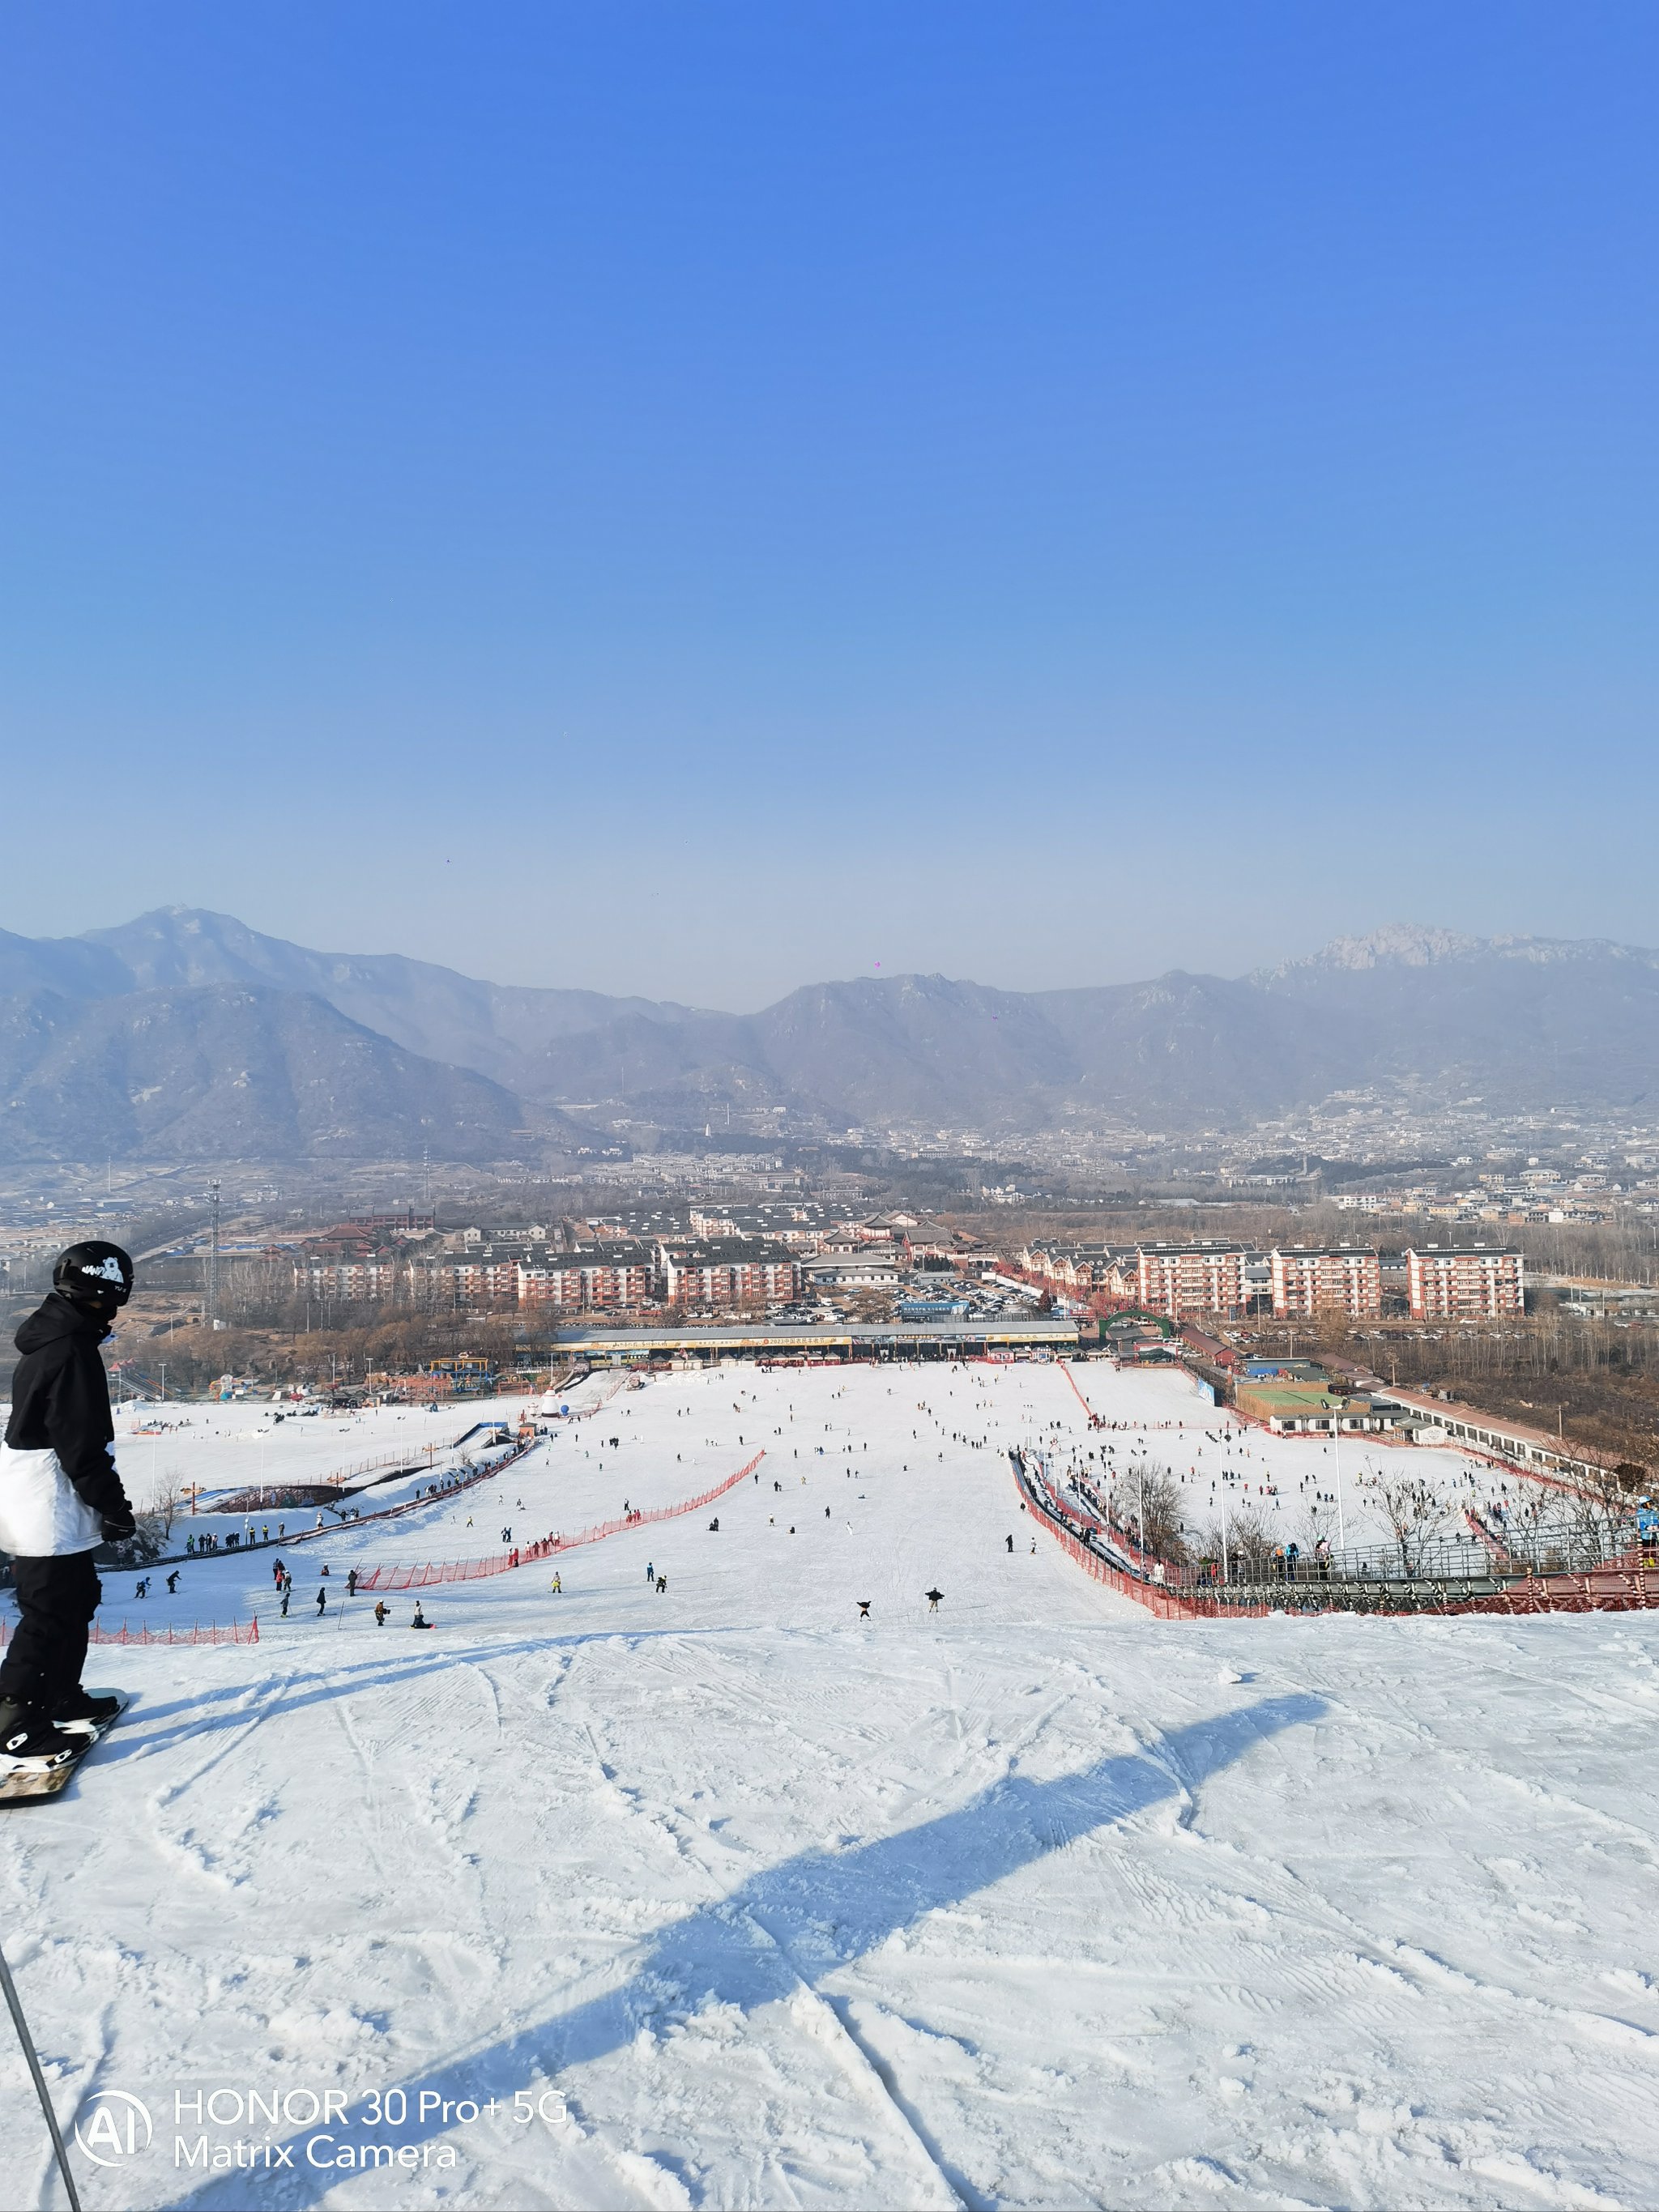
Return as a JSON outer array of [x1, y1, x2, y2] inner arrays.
[[173, 1690, 1324, 2210]]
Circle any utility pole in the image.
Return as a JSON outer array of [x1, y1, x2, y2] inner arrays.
[[206, 1179, 221, 1328]]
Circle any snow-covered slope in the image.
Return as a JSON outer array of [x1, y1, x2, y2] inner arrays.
[[3, 1362, 1657, 2208]]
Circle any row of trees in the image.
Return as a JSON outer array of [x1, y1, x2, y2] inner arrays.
[[1094, 1455, 1638, 1587]]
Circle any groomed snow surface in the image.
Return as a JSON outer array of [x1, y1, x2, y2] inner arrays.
[[2, 1359, 1657, 2209]]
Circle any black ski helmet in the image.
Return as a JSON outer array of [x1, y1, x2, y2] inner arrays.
[[53, 1240, 134, 1306]]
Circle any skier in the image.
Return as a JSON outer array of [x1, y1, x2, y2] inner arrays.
[[1006, 1534, 1013, 1552], [166, 1571, 180, 1595], [134, 1577, 149, 1599], [346, 1568, 358, 1597], [0, 1242, 136, 1761], [655, 1575, 667, 1594], [857, 1600, 871, 1619], [646, 1561, 654, 1583], [925, 1587, 944, 1612], [280, 1583, 291, 1617]]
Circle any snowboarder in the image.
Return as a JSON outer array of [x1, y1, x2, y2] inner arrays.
[[346, 1568, 358, 1597], [925, 1587, 944, 1612], [709, 1516, 719, 1532], [280, 1584, 291, 1617], [549, 1572, 562, 1593], [134, 1577, 149, 1599], [1006, 1534, 1013, 1553], [412, 1603, 433, 1629], [0, 1242, 136, 1761], [655, 1575, 667, 1594], [646, 1561, 654, 1582], [857, 1600, 871, 1619], [166, 1570, 179, 1594], [374, 1600, 389, 1626]]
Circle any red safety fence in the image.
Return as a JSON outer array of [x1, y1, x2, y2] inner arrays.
[[0, 1617, 260, 1647], [1058, 1359, 1102, 1427], [352, 1451, 766, 1592]]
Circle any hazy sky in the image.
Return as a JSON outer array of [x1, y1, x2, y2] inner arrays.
[[2, 4, 1655, 1008]]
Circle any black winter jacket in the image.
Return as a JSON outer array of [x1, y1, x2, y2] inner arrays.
[[4, 1294, 131, 1520]]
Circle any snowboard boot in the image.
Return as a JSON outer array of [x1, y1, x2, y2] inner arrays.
[[0, 1697, 76, 1769], [50, 1686, 122, 1737]]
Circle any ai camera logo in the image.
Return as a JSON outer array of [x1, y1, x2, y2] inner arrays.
[[75, 2091, 153, 2166]]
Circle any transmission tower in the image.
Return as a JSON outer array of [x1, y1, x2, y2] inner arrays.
[[206, 1179, 221, 1325]]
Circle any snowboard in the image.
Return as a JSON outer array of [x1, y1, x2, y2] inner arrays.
[[0, 1694, 127, 1805]]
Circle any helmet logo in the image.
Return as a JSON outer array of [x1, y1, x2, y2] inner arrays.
[[81, 1257, 128, 1284]]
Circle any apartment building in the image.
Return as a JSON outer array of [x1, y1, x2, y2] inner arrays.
[[687, 1204, 847, 1250], [517, 1241, 657, 1312], [1269, 1247, 1383, 1319], [1135, 1244, 1247, 1319], [1405, 1246, 1525, 1320], [659, 1238, 803, 1308], [422, 1258, 520, 1302], [1021, 1242, 1120, 1290], [292, 1259, 400, 1301]]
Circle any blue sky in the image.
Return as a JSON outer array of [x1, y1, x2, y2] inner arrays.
[[2, 3, 1654, 1007]]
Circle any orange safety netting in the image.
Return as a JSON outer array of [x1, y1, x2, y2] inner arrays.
[[352, 1451, 766, 1592], [0, 1617, 261, 1646]]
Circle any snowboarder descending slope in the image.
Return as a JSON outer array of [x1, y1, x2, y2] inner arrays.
[[0, 1243, 136, 1765]]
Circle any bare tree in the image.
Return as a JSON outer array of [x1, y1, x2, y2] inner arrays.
[[144, 1473, 187, 1543], [1374, 1473, 1455, 1578], [1201, 1505, 1277, 1583], [1566, 1461, 1641, 1566], [1109, 1460, 1188, 1566]]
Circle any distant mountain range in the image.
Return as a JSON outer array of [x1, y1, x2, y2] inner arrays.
[[0, 910, 1654, 1161]]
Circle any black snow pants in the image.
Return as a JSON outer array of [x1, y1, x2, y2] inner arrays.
[[0, 1551, 102, 1707]]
